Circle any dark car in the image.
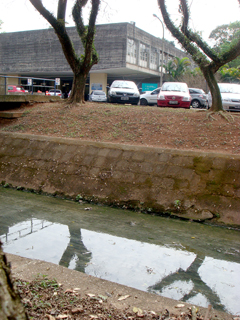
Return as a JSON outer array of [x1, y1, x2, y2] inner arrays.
[[189, 88, 208, 108], [107, 80, 140, 105]]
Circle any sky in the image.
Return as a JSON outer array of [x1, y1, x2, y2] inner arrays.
[[1, 0, 240, 46]]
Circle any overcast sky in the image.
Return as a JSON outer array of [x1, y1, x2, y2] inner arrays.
[[1, 0, 240, 45]]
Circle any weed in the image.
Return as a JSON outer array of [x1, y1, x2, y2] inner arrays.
[[174, 200, 181, 210], [2, 124, 25, 132], [76, 194, 83, 201], [23, 110, 31, 116]]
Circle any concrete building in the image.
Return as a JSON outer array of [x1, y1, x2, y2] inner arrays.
[[0, 22, 190, 95]]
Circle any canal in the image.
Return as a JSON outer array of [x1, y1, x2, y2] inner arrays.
[[0, 187, 239, 315]]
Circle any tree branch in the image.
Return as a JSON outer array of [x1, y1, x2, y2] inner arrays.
[[72, 0, 88, 44], [29, 0, 78, 71], [57, 0, 68, 21], [178, 0, 220, 62]]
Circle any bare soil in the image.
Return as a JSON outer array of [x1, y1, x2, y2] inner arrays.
[[15, 276, 208, 320], [0, 101, 240, 154]]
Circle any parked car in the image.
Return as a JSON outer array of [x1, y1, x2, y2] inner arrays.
[[46, 89, 62, 97], [157, 82, 191, 109], [208, 83, 240, 112], [107, 80, 140, 105], [189, 88, 208, 108], [88, 90, 107, 102], [8, 85, 27, 93], [140, 87, 161, 106]]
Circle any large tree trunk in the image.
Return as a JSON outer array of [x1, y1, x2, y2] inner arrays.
[[201, 66, 223, 112], [0, 241, 28, 319], [68, 71, 88, 104]]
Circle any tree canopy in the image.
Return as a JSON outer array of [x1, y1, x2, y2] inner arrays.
[[209, 21, 240, 68], [158, 0, 240, 111]]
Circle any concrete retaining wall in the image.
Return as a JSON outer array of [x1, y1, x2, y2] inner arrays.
[[0, 132, 239, 226]]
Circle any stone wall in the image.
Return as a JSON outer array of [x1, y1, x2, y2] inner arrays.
[[0, 132, 239, 226]]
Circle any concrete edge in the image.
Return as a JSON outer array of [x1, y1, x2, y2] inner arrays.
[[1, 131, 240, 159]]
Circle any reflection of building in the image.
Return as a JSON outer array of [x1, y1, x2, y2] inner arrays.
[[0, 23, 190, 94]]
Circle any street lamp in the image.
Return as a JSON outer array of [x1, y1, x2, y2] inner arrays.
[[153, 14, 165, 87]]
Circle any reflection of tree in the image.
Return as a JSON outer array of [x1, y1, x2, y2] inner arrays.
[[148, 255, 224, 311], [59, 224, 91, 273]]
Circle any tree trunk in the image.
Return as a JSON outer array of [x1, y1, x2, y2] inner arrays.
[[0, 241, 28, 319], [201, 66, 223, 112], [68, 71, 88, 104]]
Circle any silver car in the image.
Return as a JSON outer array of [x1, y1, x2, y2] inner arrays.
[[189, 88, 208, 108], [88, 90, 107, 102], [208, 83, 240, 111]]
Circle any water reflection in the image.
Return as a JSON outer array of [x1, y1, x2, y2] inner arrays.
[[0, 188, 239, 315]]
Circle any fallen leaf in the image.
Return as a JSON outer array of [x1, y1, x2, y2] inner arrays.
[[118, 294, 130, 301], [56, 315, 68, 319], [175, 303, 185, 308], [46, 315, 55, 320], [133, 307, 138, 313], [72, 307, 84, 314], [64, 289, 75, 294], [137, 309, 144, 317], [87, 293, 96, 297], [133, 307, 143, 316], [98, 294, 108, 301]]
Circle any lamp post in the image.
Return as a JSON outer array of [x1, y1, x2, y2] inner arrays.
[[153, 14, 165, 87]]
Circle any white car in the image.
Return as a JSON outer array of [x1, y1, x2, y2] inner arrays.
[[107, 80, 140, 105], [88, 90, 107, 102], [140, 87, 161, 106], [46, 89, 62, 97], [208, 83, 240, 111]]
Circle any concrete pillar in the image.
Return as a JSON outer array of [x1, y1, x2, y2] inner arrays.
[[89, 73, 108, 94], [0, 76, 7, 95]]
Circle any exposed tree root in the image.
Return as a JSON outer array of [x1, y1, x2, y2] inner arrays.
[[63, 100, 86, 108], [206, 110, 234, 123]]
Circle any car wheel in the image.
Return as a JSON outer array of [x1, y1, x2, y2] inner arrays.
[[140, 98, 148, 106], [191, 100, 200, 108]]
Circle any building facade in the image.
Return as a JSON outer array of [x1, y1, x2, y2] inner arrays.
[[0, 22, 190, 95]]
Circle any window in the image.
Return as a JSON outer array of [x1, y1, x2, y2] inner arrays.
[[139, 43, 149, 67], [127, 38, 137, 64], [150, 49, 158, 70]]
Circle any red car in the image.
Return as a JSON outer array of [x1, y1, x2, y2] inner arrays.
[[157, 82, 191, 109], [8, 85, 26, 93]]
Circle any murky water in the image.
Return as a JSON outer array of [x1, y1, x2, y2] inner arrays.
[[0, 187, 239, 315]]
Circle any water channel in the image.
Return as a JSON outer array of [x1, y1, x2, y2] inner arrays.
[[0, 187, 239, 315]]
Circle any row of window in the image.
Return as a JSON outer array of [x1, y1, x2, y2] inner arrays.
[[127, 38, 169, 70]]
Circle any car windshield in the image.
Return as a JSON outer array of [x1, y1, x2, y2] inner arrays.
[[111, 81, 136, 89], [17, 87, 24, 91], [161, 83, 188, 93], [93, 91, 105, 95], [219, 84, 240, 94]]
